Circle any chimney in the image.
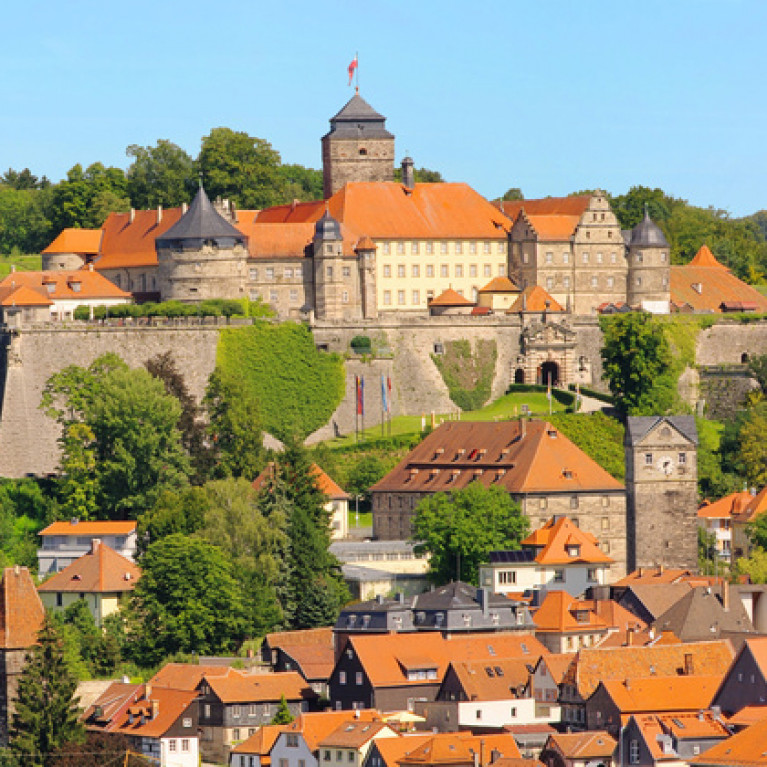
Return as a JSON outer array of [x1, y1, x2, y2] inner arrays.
[[722, 580, 730, 611], [520, 418, 527, 440], [401, 157, 415, 189], [13, 564, 20, 576], [150, 699, 159, 720], [626, 627, 634, 646], [477, 588, 489, 617], [658, 563, 664, 574], [157, 205, 163, 225], [91, 538, 101, 554], [684, 653, 694, 676], [88, 263, 94, 272], [130, 208, 135, 223], [182, 202, 188, 215], [145, 684, 152, 700], [10, 265, 15, 273]]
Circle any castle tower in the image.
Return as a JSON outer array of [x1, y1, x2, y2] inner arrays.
[[627, 206, 670, 311], [355, 236, 378, 319], [321, 94, 395, 198], [156, 185, 248, 302], [313, 210, 347, 320], [624, 416, 699, 572]]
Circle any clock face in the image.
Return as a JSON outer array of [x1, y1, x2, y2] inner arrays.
[[656, 457, 674, 476]]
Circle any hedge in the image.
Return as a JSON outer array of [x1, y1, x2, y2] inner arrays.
[[506, 383, 576, 407], [567, 383, 615, 404], [432, 339, 497, 411], [78, 298, 273, 320]]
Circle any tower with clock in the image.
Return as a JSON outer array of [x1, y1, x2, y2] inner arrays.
[[624, 416, 699, 572]]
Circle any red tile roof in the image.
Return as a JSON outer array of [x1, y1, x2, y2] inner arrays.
[[429, 289, 474, 307], [478, 277, 520, 294], [231, 724, 288, 759], [532, 591, 609, 634], [497, 195, 592, 220], [507, 286, 564, 313], [38, 540, 140, 594], [371, 420, 624, 496], [0, 269, 130, 301], [447, 658, 532, 701], [688, 716, 767, 765], [524, 214, 582, 241], [732, 486, 767, 525], [698, 491, 754, 519], [0, 567, 45, 649], [546, 732, 616, 759], [42, 228, 102, 255], [596, 674, 723, 713], [40, 520, 137, 537], [399, 733, 521, 765], [205, 669, 311, 704], [110, 685, 198, 739], [148, 662, 231, 691], [522, 516, 613, 566], [282, 710, 382, 751], [319, 720, 395, 748], [0, 284, 54, 307]]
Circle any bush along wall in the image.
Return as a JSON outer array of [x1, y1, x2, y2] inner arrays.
[[431, 339, 497, 411], [216, 322, 345, 442]]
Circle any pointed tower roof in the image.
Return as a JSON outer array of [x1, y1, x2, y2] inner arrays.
[[630, 206, 669, 248], [155, 186, 246, 249], [689, 244, 726, 268], [314, 209, 342, 240], [325, 94, 393, 140]]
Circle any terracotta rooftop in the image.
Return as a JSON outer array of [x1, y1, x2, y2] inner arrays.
[[38, 539, 140, 594], [110, 685, 198, 740], [204, 669, 311, 704], [728, 704, 767, 728], [445, 658, 532, 701], [148, 662, 232, 691], [42, 227, 102, 255], [699, 491, 754, 519], [371, 420, 624, 496], [0, 284, 54, 307], [506, 286, 564, 313], [523, 213, 583, 241], [0, 269, 130, 302], [318, 720, 394, 748], [265, 627, 335, 680], [689, 715, 767, 766], [230, 723, 286, 759], [478, 277, 520, 294], [398, 733, 521, 765], [40, 520, 137, 537], [655, 710, 731, 740], [0, 567, 45, 649], [534, 653, 576, 685], [546, 732, 616, 759], [596, 674, 724, 713], [370, 735, 433, 767], [532, 591, 609, 634], [613, 567, 695, 587], [689, 244, 726, 268], [497, 195, 592, 220], [282, 710, 382, 751], [252, 462, 350, 500], [429, 288, 475, 307], [521, 515, 613, 566], [732, 486, 767, 525]]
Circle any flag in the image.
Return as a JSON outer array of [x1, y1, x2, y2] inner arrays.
[[546, 381, 552, 402], [381, 374, 388, 414], [359, 375, 365, 416], [387, 375, 392, 407], [348, 56, 358, 86], [355, 375, 362, 416]]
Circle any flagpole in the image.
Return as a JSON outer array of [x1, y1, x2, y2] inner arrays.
[[355, 51, 359, 94], [355, 375, 359, 444]]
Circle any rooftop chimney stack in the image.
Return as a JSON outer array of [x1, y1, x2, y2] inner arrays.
[[91, 538, 101, 554], [157, 205, 163, 225], [401, 157, 415, 189], [130, 208, 135, 223]]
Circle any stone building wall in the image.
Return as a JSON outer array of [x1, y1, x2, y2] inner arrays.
[[0, 648, 26, 746], [322, 136, 395, 198]]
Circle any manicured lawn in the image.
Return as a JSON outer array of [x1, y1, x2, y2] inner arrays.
[[347, 510, 373, 527], [0, 254, 42, 277], [325, 390, 569, 447]]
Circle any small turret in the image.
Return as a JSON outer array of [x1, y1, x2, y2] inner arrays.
[[627, 205, 670, 312]]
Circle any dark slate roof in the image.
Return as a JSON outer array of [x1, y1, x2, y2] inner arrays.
[[156, 186, 246, 248], [412, 581, 509, 610], [325, 94, 394, 140], [630, 208, 670, 248], [624, 416, 698, 446], [315, 211, 342, 240]]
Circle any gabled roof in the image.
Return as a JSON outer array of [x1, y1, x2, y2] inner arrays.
[[478, 277, 520, 294], [230, 723, 287, 759], [110, 685, 198, 739], [595, 674, 723, 713], [534, 653, 576, 684], [429, 288, 474, 307], [281, 710, 382, 751], [369, 735, 434, 767], [0, 269, 130, 301], [520, 516, 613, 565], [506, 286, 564, 313], [40, 520, 137, 537], [265, 627, 335, 681], [203, 669, 312, 704], [148, 662, 232, 691], [618, 583, 693, 623], [497, 195, 592, 220], [371, 420, 624, 496], [318, 720, 395, 748], [42, 227, 102, 255], [562, 640, 734, 700], [732, 486, 767, 525], [613, 567, 695, 587], [727, 704, 767, 728], [445, 658, 531, 701], [546, 732, 616, 759], [688, 715, 767, 765], [0, 567, 45, 649], [689, 244, 726, 268], [38, 540, 140, 594], [398, 733, 521, 765], [624, 415, 698, 446], [655, 710, 730, 740], [699, 491, 754, 520], [533, 591, 609, 634], [0, 284, 54, 307], [523, 213, 582, 241]]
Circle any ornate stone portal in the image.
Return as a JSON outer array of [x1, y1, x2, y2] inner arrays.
[[514, 315, 578, 386]]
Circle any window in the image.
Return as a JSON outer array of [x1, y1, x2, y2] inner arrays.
[[398, 265, 406, 278], [169, 740, 177, 752], [455, 242, 463, 254], [470, 242, 477, 254], [412, 265, 420, 278], [383, 243, 390, 255], [326, 266, 333, 279], [596, 252, 603, 263], [607, 276, 614, 288], [455, 264, 463, 278], [498, 242, 507, 253], [545, 252, 553, 264], [285, 267, 293, 278], [426, 242, 434, 254], [56, 593, 63, 607], [342, 267, 351, 278], [484, 264, 492, 277], [356, 672, 363, 685], [563, 252, 570, 264], [412, 242, 419, 254], [233, 705, 241, 718], [553, 569, 564, 582], [476, 709, 482, 720], [441, 265, 449, 278], [581, 253, 588, 264], [269, 291, 278, 303], [611, 252, 617, 263], [426, 265, 434, 278], [412, 290, 420, 304], [510, 707, 517, 717], [181, 739, 190, 752], [249, 268, 258, 280], [397, 242, 404, 255], [645, 453, 653, 465], [397, 290, 406, 305], [183, 717, 192, 728], [546, 277, 554, 290], [523, 252, 529, 264], [661, 252, 668, 262], [588, 568, 598, 581], [636, 277, 642, 287], [636, 252, 644, 264], [383, 265, 391, 278], [570, 495, 579, 509], [342, 291, 349, 304], [440, 242, 448, 254], [348, 752, 355, 762], [287, 734, 299, 747], [383, 291, 391, 305], [563, 276, 571, 289], [602, 516, 610, 531], [679, 452, 686, 464], [498, 264, 506, 275], [629, 740, 639, 764], [290, 289, 298, 303], [483, 242, 491, 254], [337, 752, 343, 762], [266, 267, 274, 280], [339, 671, 347, 685], [498, 570, 516, 584], [590, 275, 598, 288], [469, 264, 477, 277], [204, 704, 211, 718]]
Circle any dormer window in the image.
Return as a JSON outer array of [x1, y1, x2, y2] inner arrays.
[[46, 282, 55, 293], [69, 281, 81, 293], [566, 545, 580, 557]]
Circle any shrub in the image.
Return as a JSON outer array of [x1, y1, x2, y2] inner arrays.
[[432, 340, 497, 411], [350, 335, 372, 353]]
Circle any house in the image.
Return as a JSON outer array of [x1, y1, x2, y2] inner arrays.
[[480, 516, 614, 598], [557, 641, 734, 731], [252, 463, 351, 540], [396, 733, 522, 767], [363, 735, 433, 767], [262, 627, 336, 698], [229, 723, 286, 767], [334, 582, 535, 643], [83, 682, 199, 767], [710, 636, 767, 716], [697, 491, 752, 563], [476, 277, 521, 312], [539, 732, 616, 767], [41, 227, 103, 270], [196, 669, 315, 763], [0, 266, 131, 323], [690, 716, 767, 766], [370, 420, 627, 577], [37, 518, 137, 575], [149, 661, 234, 691], [621, 711, 730, 767], [531, 591, 610, 653], [37, 538, 140, 625], [585, 675, 725, 736], [317, 720, 399, 767], [0, 566, 46, 746], [419, 657, 559, 732], [730, 485, 767, 561], [530, 653, 574, 722], [428, 289, 476, 316], [328, 631, 548, 712]]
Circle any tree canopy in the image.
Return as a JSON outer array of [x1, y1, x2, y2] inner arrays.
[[412, 482, 529, 585], [126, 140, 196, 209]]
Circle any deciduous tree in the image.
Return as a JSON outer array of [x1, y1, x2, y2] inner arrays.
[[126, 140, 196, 209]]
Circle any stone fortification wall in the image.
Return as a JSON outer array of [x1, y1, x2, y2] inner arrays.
[[0, 324, 220, 477], [696, 320, 767, 365]]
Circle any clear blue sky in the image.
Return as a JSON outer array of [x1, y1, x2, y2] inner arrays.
[[3, 0, 766, 216]]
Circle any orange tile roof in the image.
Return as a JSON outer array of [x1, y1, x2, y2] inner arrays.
[[728, 705, 767, 727], [613, 567, 695, 587], [371, 420, 624, 496], [109, 685, 198, 740], [507, 286, 564, 313], [371, 736, 434, 767], [524, 214, 582, 241], [0, 567, 45, 649], [698, 491, 754, 519], [241, 221, 359, 259], [533, 591, 609, 634], [655, 710, 730, 739], [447, 658, 532, 701], [0, 269, 130, 301], [689, 244, 726, 268], [498, 196, 592, 220], [231, 724, 288, 758], [688, 716, 767, 765], [266, 627, 334, 648], [522, 516, 613, 566], [0, 284, 54, 307], [399, 733, 521, 766], [347, 632, 548, 689], [258, 183, 511, 240], [733, 486, 767, 525], [42, 227, 103, 255], [535, 653, 576, 684], [429, 288, 474, 306], [40, 520, 137, 537], [253, 463, 349, 500], [205, 669, 311, 704], [148, 662, 231, 691], [319, 720, 395, 748], [266, 627, 335, 678], [38, 540, 140, 594], [83, 681, 138, 727], [282, 710, 382, 751], [546, 732, 616, 759], [478, 277, 520, 294], [596, 674, 723, 713], [741, 637, 767, 678], [562, 640, 734, 700]]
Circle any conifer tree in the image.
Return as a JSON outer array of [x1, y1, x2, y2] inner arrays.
[[271, 695, 294, 725], [9, 615, 84, 767]]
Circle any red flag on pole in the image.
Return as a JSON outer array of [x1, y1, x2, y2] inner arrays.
[[348, 56, 358, 86], [356, 375, 363, 415]]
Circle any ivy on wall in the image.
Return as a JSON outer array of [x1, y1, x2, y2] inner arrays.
[[431, 339, 497, 411], [216, 322, 345, 442]]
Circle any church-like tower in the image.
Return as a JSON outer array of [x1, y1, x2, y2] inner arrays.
[[321, 94, 395, 198], [627, 206, 671, 311]]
